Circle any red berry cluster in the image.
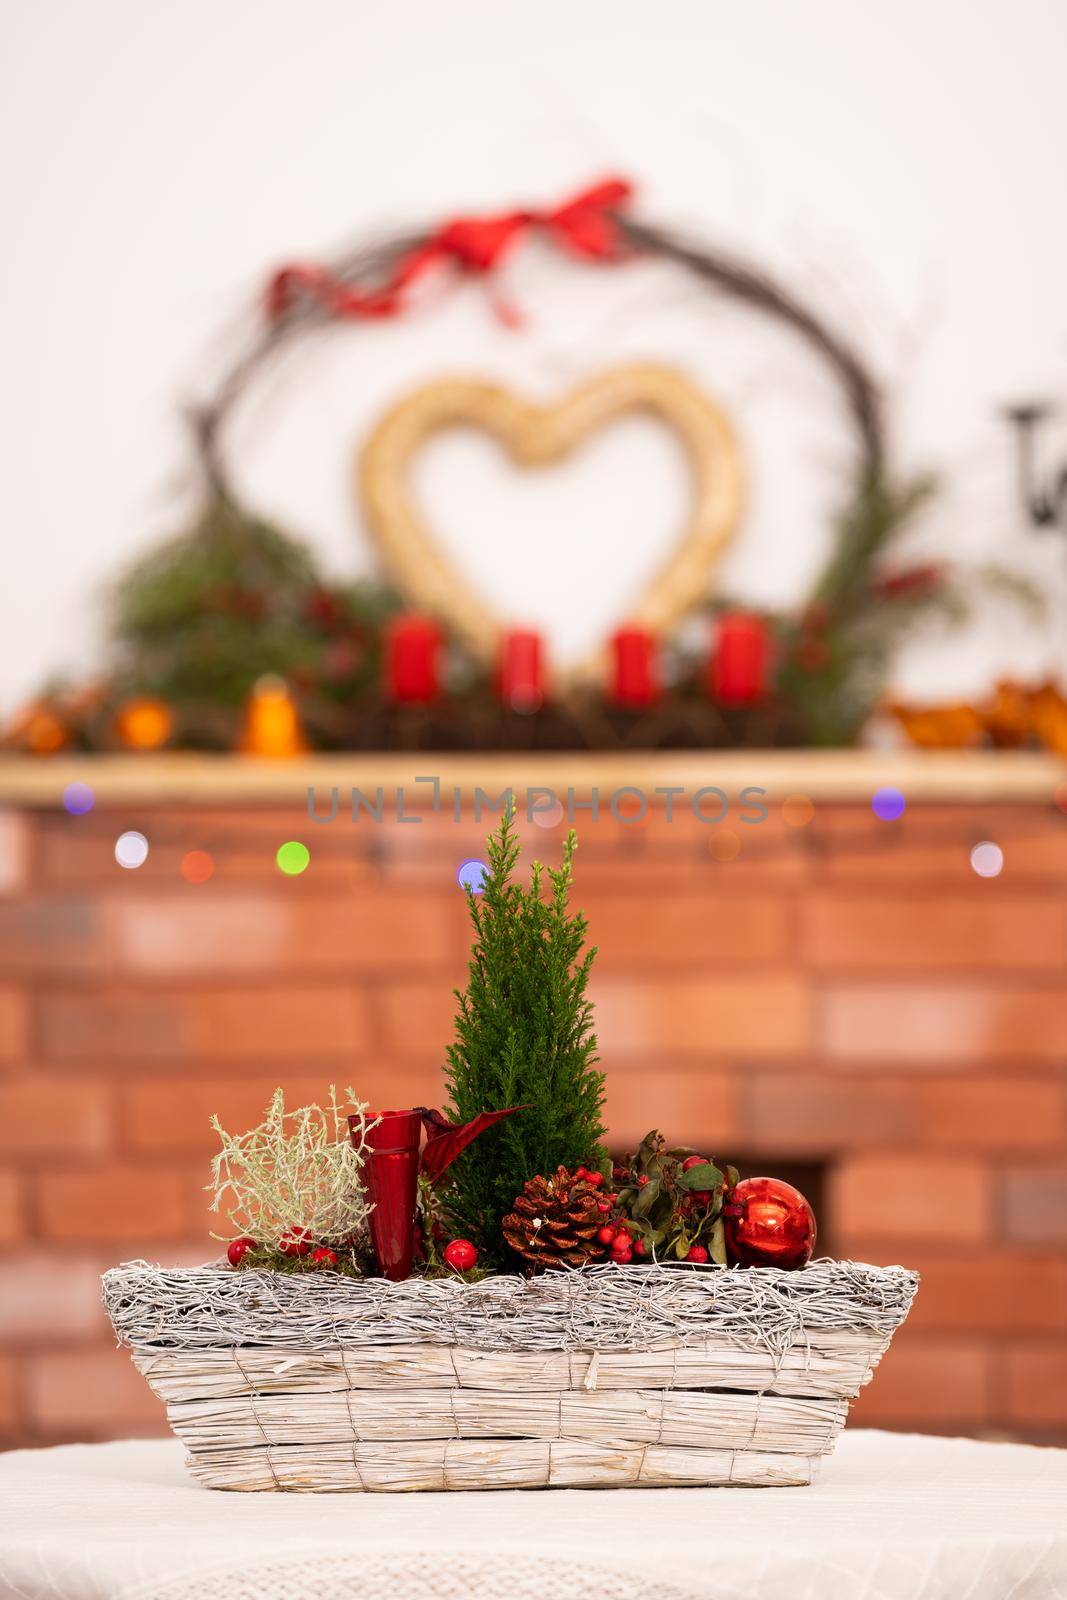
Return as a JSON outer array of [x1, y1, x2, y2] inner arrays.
[[597, 1221, 648, 1264], [226, 1229, 341, 1270], [671, 1154, 715, 1260], [578, 1163, 714, 1265], [571, 1164, 634, 1263], [226, 1229, 481, 1278], [606, 1135, 741, 1265]]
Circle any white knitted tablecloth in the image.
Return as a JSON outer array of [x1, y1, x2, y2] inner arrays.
[[0, 1431, 1065, 1600]]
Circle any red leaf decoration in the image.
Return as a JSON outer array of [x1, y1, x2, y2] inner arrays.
[[416, 1106, 524, 1186]]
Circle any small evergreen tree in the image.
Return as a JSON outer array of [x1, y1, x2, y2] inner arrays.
[[444, 807, 606, 1262]]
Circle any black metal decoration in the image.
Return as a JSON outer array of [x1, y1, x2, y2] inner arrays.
[[1005, 403, 1067, 529]]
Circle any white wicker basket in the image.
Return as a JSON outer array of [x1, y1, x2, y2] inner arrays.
[[103, 1259, 917, 1492]]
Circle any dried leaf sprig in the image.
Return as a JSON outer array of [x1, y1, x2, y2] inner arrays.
[[208, 1087, 373, 1248]]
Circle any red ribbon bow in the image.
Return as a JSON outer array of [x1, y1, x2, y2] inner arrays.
[[265, 176, 634, 326]]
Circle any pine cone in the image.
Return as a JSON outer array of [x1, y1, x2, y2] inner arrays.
[[502, 1167, 604, 1270]]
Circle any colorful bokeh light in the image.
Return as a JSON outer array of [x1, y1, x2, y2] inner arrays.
[[708, 829, 742, 863], [457, 858, 488, 894], [872, 787, 906, 821], [781, 794, 815, 828], [62, 781, 95, 816], [276, 841, 310, 876], [181, 850, 215, 884], [509, 687, 543, 715], [115, 831, 149, 870], [531, 798, 565, 829], [970, 841, 1004, 879]]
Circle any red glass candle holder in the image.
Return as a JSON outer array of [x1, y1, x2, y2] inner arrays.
[[358, 1108, 422, 1281]]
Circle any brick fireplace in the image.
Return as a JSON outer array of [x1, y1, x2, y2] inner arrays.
[[0, 751, 1065, 1447]]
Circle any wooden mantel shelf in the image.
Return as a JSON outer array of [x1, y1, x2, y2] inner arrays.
[[0, 749, 1063, 806]]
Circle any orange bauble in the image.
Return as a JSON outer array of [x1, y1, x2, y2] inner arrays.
[[1030, 681, 1067, 756], [16, 707, 69, 755], [115, 696, 174, 750], [724, 1176, 816, 1270]]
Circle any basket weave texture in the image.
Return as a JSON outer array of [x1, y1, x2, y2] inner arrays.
[[103, 1259, 917, 1492]]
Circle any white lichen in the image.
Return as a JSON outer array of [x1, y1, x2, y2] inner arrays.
[[208, 1087, 373, 1246]]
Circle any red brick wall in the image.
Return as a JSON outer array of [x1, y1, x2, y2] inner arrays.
[[0, 796, 1065, 1446]]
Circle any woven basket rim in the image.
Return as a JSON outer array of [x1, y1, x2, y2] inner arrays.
[[103, 1257, 919, 1357]]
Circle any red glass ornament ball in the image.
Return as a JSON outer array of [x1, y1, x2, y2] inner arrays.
[[226, 1236, 257, 1268], [443, 1238, 478, 1272], [278, 1226, 314, 1258], [724, 1176, 816, 1270]]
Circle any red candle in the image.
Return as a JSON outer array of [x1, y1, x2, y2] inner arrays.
[[357, 1109, 422, 1282], [499, 629, 544, 713], [710, 612, 771, 707], [610, 625, 659, 709], [386, 614, 440, 704]]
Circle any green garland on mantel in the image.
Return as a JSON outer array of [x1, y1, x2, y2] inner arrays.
[[9, 478, 963, 753]]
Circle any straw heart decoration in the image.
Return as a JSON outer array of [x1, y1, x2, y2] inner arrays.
[[357, 363, 744, 685]]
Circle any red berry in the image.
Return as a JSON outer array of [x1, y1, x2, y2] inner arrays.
[[612, 1245, 633, 1264], [606, 1193, 618, 1205], [691, 1190, 712, 1206], [614, 1225, 632, 1243], [682, 1155, 709, 1172], [597, 1225, 617, 1246], [597, 1201, 611, 1213], [575, 1166, 589, 1180], [226, 1236, 257, 1268], [686, 1245, 709, 1263], [633, 1238, 648, 1258], [637, 1174, 649, 1187], [587, 1171, 604, 1189], [310, 1246, 338, 1268], [443, 1238, 478, 1273], [278, 1227, 313, 1258]]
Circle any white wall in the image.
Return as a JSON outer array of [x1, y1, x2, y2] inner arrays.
[[3, 0, 1067, 712]]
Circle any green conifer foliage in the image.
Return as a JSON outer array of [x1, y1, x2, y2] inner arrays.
[[444, 808, 606, 1262]]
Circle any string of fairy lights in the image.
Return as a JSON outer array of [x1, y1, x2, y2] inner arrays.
[[52, 778, 1067, 890]]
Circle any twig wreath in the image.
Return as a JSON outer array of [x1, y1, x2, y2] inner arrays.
[[194, 178, 884, 499], [10, 176, 982, 757]]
